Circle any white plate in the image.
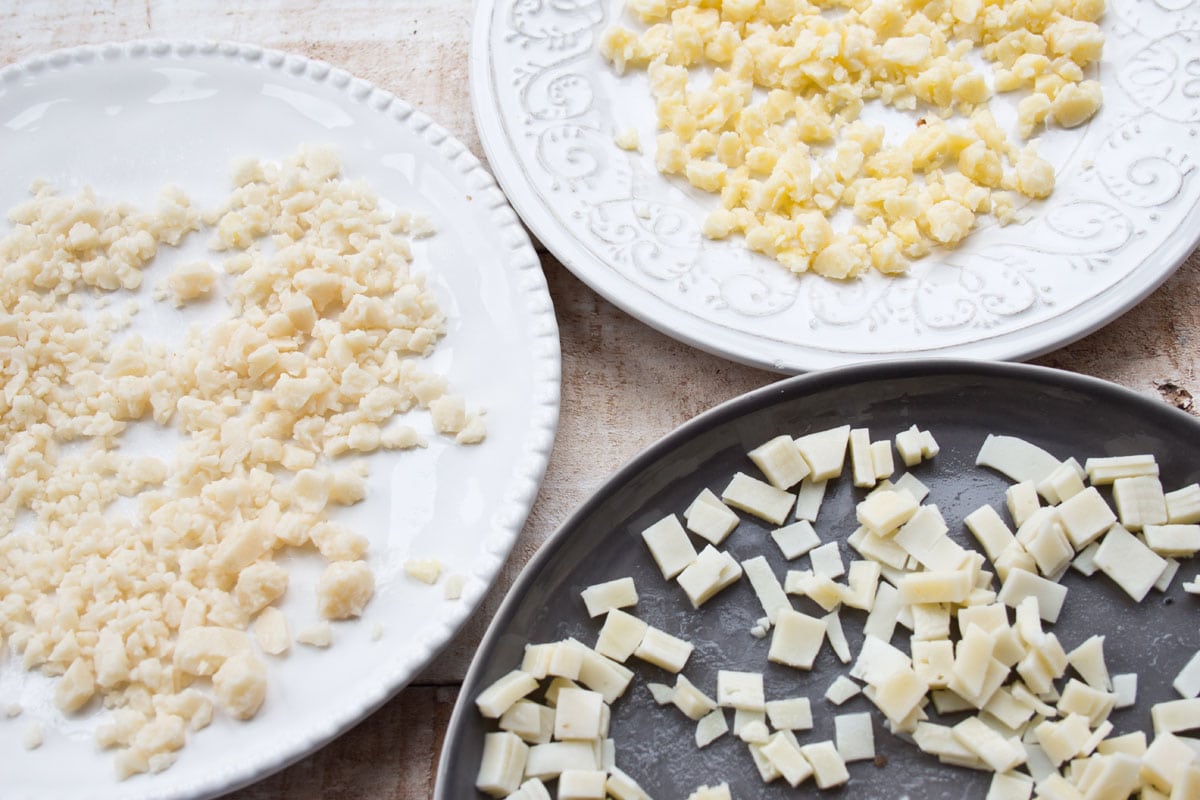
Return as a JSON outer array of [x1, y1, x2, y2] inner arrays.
[[0, 41, 559, 800], [471, 1, 1200, 372]]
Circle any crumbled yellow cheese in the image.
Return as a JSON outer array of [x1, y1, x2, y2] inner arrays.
[[600, 0, 1104, 278]]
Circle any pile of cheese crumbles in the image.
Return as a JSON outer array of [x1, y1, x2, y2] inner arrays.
[[0, 146, 483, 778], [601, 0, 1106, 278]]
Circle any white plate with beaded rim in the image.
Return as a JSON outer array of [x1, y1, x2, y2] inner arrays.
[[471, 0, 1200, 373], [0, 41, 559, 800]]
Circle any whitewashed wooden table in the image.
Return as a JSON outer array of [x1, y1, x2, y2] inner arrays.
[[4, 3, 1199, 797]]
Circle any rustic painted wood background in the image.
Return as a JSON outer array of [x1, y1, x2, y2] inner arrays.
[[3, 2, 1198, 797]]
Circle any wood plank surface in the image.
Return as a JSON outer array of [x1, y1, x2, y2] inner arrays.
[[3, 3, 1199, 798]]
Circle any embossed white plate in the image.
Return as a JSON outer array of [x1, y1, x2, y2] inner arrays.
[[472, 0, 1200, 372], [0, 42, 559, 800]]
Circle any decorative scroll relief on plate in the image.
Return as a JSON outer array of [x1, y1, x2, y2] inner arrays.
[[490, 0, 1200, 353]]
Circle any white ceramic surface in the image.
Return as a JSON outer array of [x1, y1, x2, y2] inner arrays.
[[0, 41, 560, 800], [471, 0, 1200, 372]]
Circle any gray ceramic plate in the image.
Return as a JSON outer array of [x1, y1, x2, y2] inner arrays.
[[436, 361, 1200, 799]]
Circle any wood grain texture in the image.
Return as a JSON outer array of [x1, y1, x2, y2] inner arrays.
[[4, 3, 1199, 798]]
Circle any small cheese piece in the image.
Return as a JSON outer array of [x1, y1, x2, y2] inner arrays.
[[1057, 487, 1118, 549], [174, 627, 252, 676], [863, 581, 903, 641], [1038, 460, 1086, 504], [857, 489, 919, 537], [898, 570, 972, 605], [671, 675, 716, 720], [997, 568, 1068, 623], [212, 653, 268, 720], [986, 771, 1034, 800], [1143, 524, 1200, 557], [966, 505, 1018, 563], [895, 425, 925, 467], [800, 741, 850, 789], [576, 648, 635, 704], [835, 712, 875, 763], [1034, 713, 1092, 766], [594, 609, 649, 663], [952, 716, 1025, 773], [1066, 635, 1110, 691], [404, 558, 443, 585], [1112, 475, 1168, 531], [1084, 454, 1158, 484], [976, 435, 1062, 484], [849, 428, 876, 488], [794, 478, 828, 522], [1006, 481, 1041, 527], [554, 689, 606, 741], [580, 577, 639, 618], [1165, 484, 1200, 523], [795, 425, 851, 481], [296, 623, 332, 648], [772, 520, 821, 560], [768, 609, 827, 670], [604, 767, 652, 800], [749, 435, 811, 489], [253, 607, 291, 656], [1142, 731, 1196, 793], [633, 627, 693, 673], [826, 676, 862, 705], [499, 700, 555, 744], [695, 709, 728, 748], [676, 545, 742, 608], [760, 732, 814, 787], [717, 670, 765, 711], [685, 783, 731, 800], [524, 741, 598, 781], [316, 560, 374, 619], [722, 472, 795, 525], [476, 670, 540, 719], [641, 515, 697, 580], [1173, 651, 1200, 699], [809, 542, 845, 579], [1112, 673, 1137, 709], [683, 489, 740, 545], [823, 610, 852, 663], [1151, 698, 1200, 735], [742, 555, 791, 623], [1092, 524, 1167, 602], [766, 697, 813, 731], [872, 440, 895, 481], [893, 471, 930, 503], [508, 779, 552, 800]]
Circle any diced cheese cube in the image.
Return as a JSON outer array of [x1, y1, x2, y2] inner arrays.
[[1038, 461, 1086, 505], [476, 731, 530, 797], [769, 609, 827, 670], [1143, 524, 1200, 557], [695, 709, 728, 748], [1092, 524, 1167, 602], [1066, 635, 1110, 691], [554, 689, 606, 741], [952, 716, 1026, 773], [717, 670, 765, 711], [1056, 487, 1117, 549], [1165, 484, 1200, 523], [749, 435, 811, 489], [508, 778, 552, 800], [863, 581, 903, 642], [576, 648, 635, 704], [793, 478, 828, 522], [985, 771, 1034, 800], [524, 741, 598, 781], [1006, 481, 1041, 529], [685, 782, 731, 800], [676, 545, 742, 608], [760, 732, 814, 787], [871, 666, 929, 723], [683, 490, 740, 545], [499, 700, 555, 744], [826, 675, 862, 705], [722, 472, 795, 525], [893, 471, 930, 502], [849, 428, 875, 488], [771, 520, 821, 560], [800, 740, 850, 788], [895, 425, 924, 466], [633, 626, 693, 673], [795, 425, 851, 481], [809, 541, 845, 579], [580, 577, 638, 618], [1173, 650, 1200, 699], [844, 560, 882, 611], [641, 515, 697, 580], [1084, 454, 1158, 484], [872, 440, 895, 480], [1112, 673, 1137, 709], [557, 769, 607, 799], [476, 670, 540, 719], [1034, 713, 1091, 766], [823, 610, 852, 663], [1151, 698, 1200, 735], [997, 568, 1067, 623], [913, 640, 955, 689], [594, 609, 648, 663], [741, 555, 791, 623], [1112, 475, 1168, 531], [898, 570, 972, 605], [671, 674, 716, 720], [1142, 731, 1196, 793], [857, 489, 919, 537], [766, 696, 813, 730], [835, 712, 875, 763]]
